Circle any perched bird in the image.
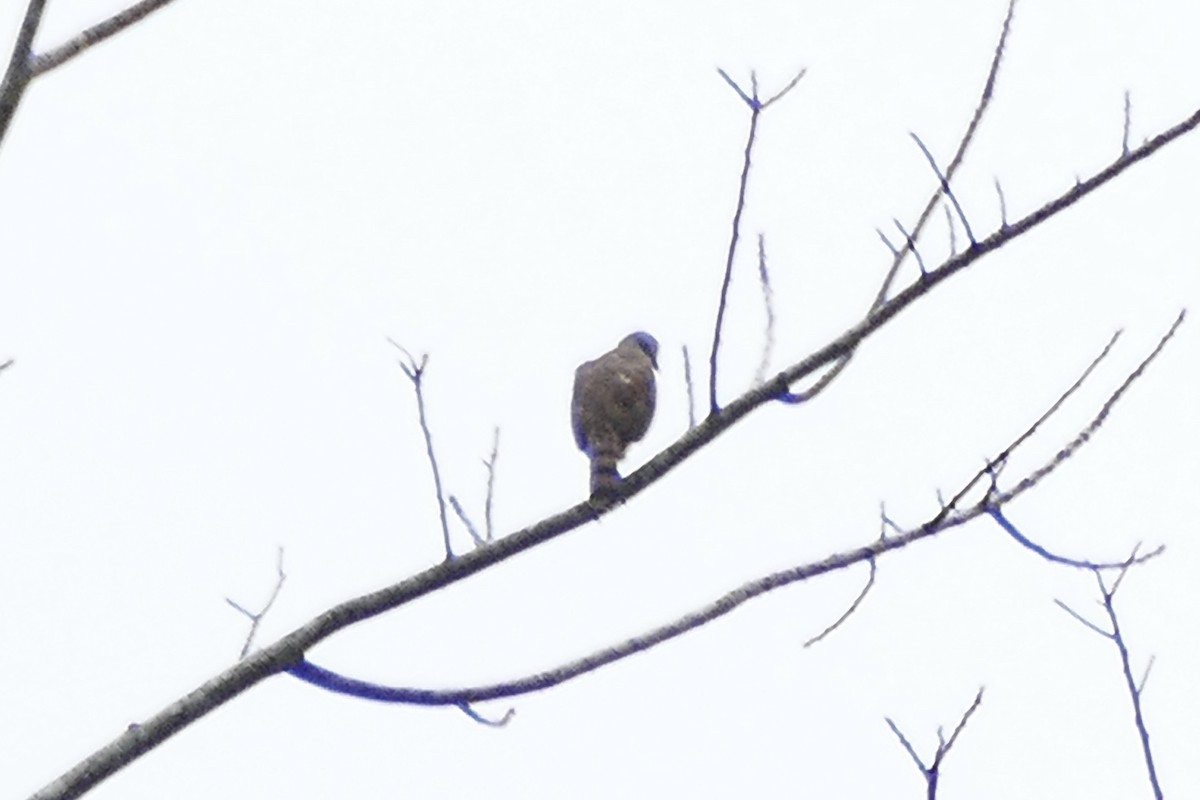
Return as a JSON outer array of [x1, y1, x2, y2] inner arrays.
[[571, 331, 659, 498]]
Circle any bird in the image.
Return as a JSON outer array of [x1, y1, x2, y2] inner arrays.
[[571, 331, 659, 498]]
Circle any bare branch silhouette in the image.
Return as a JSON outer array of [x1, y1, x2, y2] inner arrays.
[[0, 0, 47, 143], [1122, 90, 1133, 156], [2, 0, 179, 148], [448, 496, 486, 548], [991, 309, 1185, 503], [911, 132, 977, 245], [799, 0, 1015, 404], [682, 344, 697, 429], [225, 548, 288, 660], [1056, 551, 1164, 799], [886, 688, 985, 798], [29, 0, 179, 78], [708, 67, 806, 414], [278, 321, 1174, 708], [753, 233, 777, 385], [801, 505, 885, 648], [389, 340, 455, 561], [483, 427, 500, 541]]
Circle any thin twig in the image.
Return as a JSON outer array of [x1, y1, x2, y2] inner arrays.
[[932, 327, 1122, 523], [761, 67, 807, 109], [456, 702, 515, 728], [944, 204, 958, 255], [1099, 562, 1162, 799], [911, 132, 976, 245], [682, 345, 697, 429], [936, 689, 986, 768], [887, 688, 985, 798], [709, 68, 806, 414], [709, 70, 762, 415], [876, 229, 901, 258], [1122, 90, 1133, 156], [994, 177, 1008, 228], [1062, 554, 1163, 799], [893, 219, 927, 276], [389, 339, 454, 561], [1053, 598, 1112, 639], [483, 427, 500, 542], [753, 233, 777, 385], [225, 547, 287, 660], [794, 0, 1015, 405], [448, 496, 486, 548], [997, 310, 1185, 503], [1137, 655, 1155, 696], [871, 0, 1014, 309], [803, 554, 876, 648]]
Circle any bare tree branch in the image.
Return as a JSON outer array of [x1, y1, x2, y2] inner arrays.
[[1070, 556, 1161, 800], [0, 0, 47, 144], [798, 0, 1015, 404], [30, 136, 1194, 790], [987, 508, 1163, 570], [28, 0, 179, 78], [992, 309, 1185, 504], [280, 321, 1171, 707]]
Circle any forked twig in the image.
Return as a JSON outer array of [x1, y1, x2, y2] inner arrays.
[[709, 67, 806, 414], [389, 339, 454, 560], [225, 547, 288, 659], [886, 688, 985, 798], [1056, 551, 1163, 799]]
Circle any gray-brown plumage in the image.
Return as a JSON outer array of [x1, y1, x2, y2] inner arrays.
[[571, 332, 659, 497]]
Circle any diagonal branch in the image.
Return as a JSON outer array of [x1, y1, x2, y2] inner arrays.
[[2, 0, 179, 150], [0, 0, 47, 144], [29, 0, 179, 78], [796, 0, 1016, 404], [282, 320, 1173, 707], [31, 102, 1197, 790]]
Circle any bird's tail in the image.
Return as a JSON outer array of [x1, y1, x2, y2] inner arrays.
[[589, 452, 623, 498]]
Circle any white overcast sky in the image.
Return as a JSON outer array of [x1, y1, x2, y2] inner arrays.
[[2, 1, 1198, 798]]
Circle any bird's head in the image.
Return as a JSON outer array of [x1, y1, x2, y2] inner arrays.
[[623, 331, 659, 370]]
